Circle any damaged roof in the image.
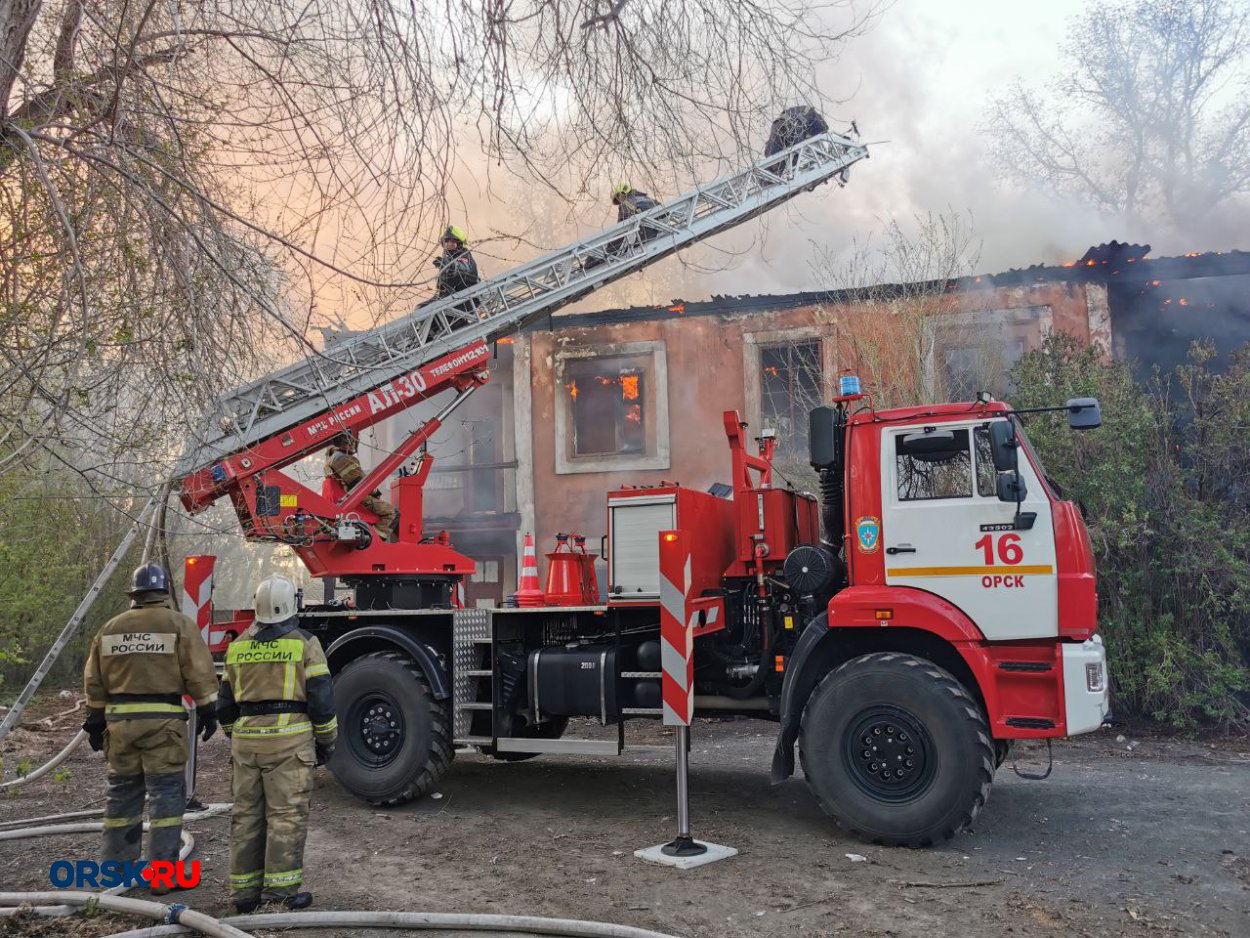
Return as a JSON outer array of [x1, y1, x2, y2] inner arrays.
[[539, 248, 1250, 331]]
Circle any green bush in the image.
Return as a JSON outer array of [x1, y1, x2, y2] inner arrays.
[[1010, 334, 1250, 730], [0, 464, 135, 696]]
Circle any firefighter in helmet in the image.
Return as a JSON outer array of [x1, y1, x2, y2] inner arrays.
[[325, 430, 399, 543], [599, 184, 662, 264], [610, 183, 659, 222], [433, 225, 480, 298], [82, 563, 218, 892], [219, 574, 337, 912]]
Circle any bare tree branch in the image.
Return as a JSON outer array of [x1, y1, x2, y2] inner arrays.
[[985, 0, 1250, 228]]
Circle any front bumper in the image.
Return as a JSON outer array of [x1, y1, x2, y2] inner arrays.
[[1062, 634, 1110, 735]]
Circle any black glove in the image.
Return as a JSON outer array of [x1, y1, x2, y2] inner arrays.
[[433, 256, 444, 268], [315, 741, 335, 766], [371, 489, 382, 498], [83, 709, 106, 752], [198, 706, 218, 742]]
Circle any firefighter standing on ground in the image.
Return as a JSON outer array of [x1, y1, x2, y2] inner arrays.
[[325, 431, 399, 542], [219, 574, 337, 912], [82, 563, 218, 893]]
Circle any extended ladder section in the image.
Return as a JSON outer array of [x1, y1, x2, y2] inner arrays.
[[181, 130, 868, 474]]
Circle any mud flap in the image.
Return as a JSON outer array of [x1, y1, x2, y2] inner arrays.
[[770, 614, 830, 783]]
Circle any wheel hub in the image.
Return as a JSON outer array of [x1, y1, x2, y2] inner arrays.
[[842, 706, 935, 803], [348, 695, 404, 765]]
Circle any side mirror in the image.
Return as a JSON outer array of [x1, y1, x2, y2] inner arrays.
[[809, 406, 839, 469], [987, 420, 1018, 472], [897, 429, 962, 462], [996, 471, 1027, 503], [1066, 397, 1101, 430]]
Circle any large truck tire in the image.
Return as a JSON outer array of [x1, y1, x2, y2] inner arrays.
[[798, 652, 994, 847], [477, 716, 570, 762], [330, 651, 452, 805]]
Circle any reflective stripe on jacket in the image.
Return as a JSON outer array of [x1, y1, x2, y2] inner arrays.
[[84, 602, 218, 720], [218, 622, 336, 744]]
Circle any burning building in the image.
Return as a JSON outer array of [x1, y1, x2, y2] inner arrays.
[[369, 246, 1250, 605]]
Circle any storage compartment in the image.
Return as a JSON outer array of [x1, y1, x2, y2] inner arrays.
[[607, 495, 675, 599]]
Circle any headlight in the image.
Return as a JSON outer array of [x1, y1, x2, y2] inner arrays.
[[1085, 662, 1105, 693]]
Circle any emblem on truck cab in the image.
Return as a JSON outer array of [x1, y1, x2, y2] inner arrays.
[[855, 516, 881, 553]]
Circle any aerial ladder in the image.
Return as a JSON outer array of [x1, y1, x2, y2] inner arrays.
[[176, 129, 870, 605], [0, 129, 869, 745]]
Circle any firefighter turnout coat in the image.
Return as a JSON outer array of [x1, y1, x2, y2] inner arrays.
[[325, 448, 398, 541], [83, 600, 217, 865], [218, 618, 337, 903], [434, 245, 480, 297]]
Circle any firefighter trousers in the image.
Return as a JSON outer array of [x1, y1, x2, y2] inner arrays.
[[361, 495, 398, 542], [229, 735, 316, 904], [102, 718, 187, 866]]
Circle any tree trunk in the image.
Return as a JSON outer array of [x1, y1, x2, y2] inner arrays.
[[0, 0, 43, 120]]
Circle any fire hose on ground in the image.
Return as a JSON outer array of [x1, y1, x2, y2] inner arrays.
[[0, 729, 86, 790], [0, 894, 685, 938]]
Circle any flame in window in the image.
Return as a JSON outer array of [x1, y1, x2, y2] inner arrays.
[[566, 379, 579, 400], [625, 404, 641, 423], [620, 374, 639, 400], [764, 366, 780, 377]]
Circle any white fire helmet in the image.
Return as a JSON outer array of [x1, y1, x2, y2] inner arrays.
[[254, 574, 298, 624]]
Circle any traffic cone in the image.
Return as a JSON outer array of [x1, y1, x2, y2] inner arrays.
[[516, 533, 545, 608]]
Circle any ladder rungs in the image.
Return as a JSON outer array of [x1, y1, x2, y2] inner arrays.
[[621, 707, 663, 716], [464, 670, 492, 677], [184, 130, 868, 467], [458, 702, 493, 711]]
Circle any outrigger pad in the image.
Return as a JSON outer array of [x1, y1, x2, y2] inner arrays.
[[635, 840, 738, 870]]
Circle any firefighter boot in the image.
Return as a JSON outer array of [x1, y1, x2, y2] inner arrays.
[[283, 892, 313, 910], [146, 772, 186, 895], [102, 773, 145, 863]]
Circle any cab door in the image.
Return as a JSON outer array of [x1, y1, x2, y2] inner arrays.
[[881, 420, 1057, 640]]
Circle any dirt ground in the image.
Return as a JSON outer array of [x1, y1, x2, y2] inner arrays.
[[1, 694, 1247, 938]]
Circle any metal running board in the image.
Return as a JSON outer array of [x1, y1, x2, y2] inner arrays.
[[494, 738, 622, 756], [180, 130, 869, 472]]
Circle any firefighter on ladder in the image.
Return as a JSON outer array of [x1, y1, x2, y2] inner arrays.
[[325, 431, 399, 542], [605, 183, 661, 261], [219, 574, 337, 912], [82, 563, 218, 893], [433, 225, 480, 298]]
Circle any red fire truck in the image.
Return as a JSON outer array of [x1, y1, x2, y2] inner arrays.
[[175, 133, 1110, 845]]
